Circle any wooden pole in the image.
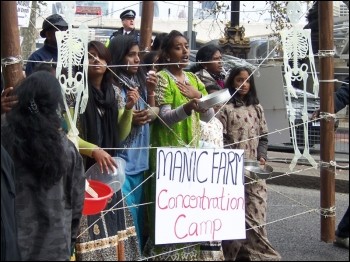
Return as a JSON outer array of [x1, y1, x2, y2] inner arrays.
[[1, 1, 25, 88], [139, 1, 154, 58], [319, 1, 335, 243]]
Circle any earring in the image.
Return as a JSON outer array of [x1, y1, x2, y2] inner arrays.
[[166, 58, 170, 62]]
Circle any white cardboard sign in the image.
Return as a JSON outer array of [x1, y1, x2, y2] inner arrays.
[[155, 147, 246, 244], [17, 1, 32, 28]]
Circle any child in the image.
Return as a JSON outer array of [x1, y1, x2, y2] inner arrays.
[[217, 66, 281, 261]]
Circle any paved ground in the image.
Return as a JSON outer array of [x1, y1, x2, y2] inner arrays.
[[267, 185, 349, 261], [266, 150, 349, 194]]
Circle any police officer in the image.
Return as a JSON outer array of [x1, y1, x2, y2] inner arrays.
[[106, 9, 139, 46]]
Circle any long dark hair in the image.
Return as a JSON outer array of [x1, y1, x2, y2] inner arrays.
[[157, 30, 188, 71], [108, 34, 146, 92], [109, 34, 140, 74], [1, 71, 66, 189], [225, 66, 259, 106], [190, 44, 222, 73], [142, 50, 159, 72], [88, 40, 113, 89], [152, 32, 168, 51]]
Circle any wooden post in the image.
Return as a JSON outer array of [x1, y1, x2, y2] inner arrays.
[[139, 1, 154, 58], [1, 1, 25, 88], [319, 1, 335, 243]]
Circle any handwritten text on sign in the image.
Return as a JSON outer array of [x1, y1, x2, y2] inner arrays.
[[155, 148, 246, 244], [17, 1, 32, 27]]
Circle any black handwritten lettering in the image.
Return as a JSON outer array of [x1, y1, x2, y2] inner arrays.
[[173, 151, 183, 181], [211, 151, 244, 185], [17, 1, 30, 7], [196, 151, 208, 183], [158, 149, 244, 185], [228, 151, 244, 185], [182, 150, 196, 182], [157, 150, 173, 180], [157, 149, 209, 183]]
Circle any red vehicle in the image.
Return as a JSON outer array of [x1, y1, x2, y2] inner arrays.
[[75, 6, 102, 16]]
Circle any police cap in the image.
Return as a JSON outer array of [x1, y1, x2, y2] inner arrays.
[[120, 9, 136, 20]]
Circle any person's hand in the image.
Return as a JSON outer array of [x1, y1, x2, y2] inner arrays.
[[1, 87, 18, 114], [91, 148, 118, 174], [183, 98, 207, 115], [125, 88, 140, 110], [311, 109, 320, 120], [259, 157, 266, 165], [132, 109, 151, 126], [146, 70, 158, 94], [177, 81, 202, 99]]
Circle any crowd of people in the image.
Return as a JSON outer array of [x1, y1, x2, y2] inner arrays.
[[1, 9, 349, 261]]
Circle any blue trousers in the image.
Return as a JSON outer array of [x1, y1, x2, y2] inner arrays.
[[122, 172, 145, 250]]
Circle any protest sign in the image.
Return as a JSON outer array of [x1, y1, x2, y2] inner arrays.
[[155, 147, 246, 244], [17, 1, 32, 27]]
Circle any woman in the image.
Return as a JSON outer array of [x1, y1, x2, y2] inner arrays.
[[152, 32, 168, 51], [216, 66, 281, 261], [190, 44, 226, 89], [142, 50, 159, 72], [1, 71, 85, 260], [75, 40, 141, 261], [143, 30, 216, 261], [108, 34, 158, 251], [31, 62, 121, 174]]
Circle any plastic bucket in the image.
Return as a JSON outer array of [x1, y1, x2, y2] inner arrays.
[[82, 180, 113, 215], [85, 157, 126, 193]]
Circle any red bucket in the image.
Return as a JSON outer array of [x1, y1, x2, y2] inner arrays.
[[82, 180, 113, 215]]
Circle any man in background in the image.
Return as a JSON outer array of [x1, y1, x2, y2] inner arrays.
[[25, 14, 68, 77]]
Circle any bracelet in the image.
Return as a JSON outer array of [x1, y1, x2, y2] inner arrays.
[[148, 93, 155, 97]]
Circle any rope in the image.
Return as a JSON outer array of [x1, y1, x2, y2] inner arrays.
[[1, 56, 23, 67], [317, 50, 336, 57], [320, 206, 336, 218]]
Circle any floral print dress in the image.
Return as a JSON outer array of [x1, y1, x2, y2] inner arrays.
[[216, 102, 281, 261]]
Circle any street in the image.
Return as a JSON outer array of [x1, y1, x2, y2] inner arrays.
[[267, 185, 349, 261]]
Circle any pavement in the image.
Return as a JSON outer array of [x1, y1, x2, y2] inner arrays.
[[267, 185, 349, 261], [265, 118, 349, 193], [262, 147, 349, 261], [265, 150, 349, 194]]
